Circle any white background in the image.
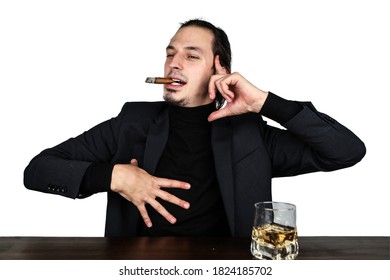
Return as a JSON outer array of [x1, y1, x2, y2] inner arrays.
[[1, 0, 389, 237]]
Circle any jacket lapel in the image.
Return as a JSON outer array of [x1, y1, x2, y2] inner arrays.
[[143, 108, 169, 174], [211, 117, 236, 234]]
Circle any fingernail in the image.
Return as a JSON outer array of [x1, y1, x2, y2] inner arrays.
[[170, 217, 177, 224], [184, 202, 190, 209], [146, 222, 152, 228], [186, 183, 191, 189]]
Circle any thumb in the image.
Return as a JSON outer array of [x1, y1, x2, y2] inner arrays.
[[208, 107, 231, 122], [130, 159, 138, 166]]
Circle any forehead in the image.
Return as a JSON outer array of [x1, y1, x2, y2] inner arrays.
[[168, 26, 214, 52]]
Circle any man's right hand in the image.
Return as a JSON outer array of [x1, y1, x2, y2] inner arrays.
[[110, 159, 191, 228]]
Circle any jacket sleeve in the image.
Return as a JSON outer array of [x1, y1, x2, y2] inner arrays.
[[23, 103, 128, 199], [261, 100, 366, 177]]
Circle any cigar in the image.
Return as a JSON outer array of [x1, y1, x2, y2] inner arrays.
[[145, 77, 175, 84]]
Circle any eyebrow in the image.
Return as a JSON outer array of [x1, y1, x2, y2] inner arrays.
[[166, 45, 204, 54]]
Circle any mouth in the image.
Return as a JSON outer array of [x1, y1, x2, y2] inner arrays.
[[166, 77, 187, 89], [170, 77, 186, 85]]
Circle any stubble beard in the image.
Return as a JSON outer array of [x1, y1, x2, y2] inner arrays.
[[163, 90, 189, 107]]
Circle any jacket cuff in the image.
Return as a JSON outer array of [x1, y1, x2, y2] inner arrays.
[[79, 162, 114, 196], [260, 92, 303, 124]]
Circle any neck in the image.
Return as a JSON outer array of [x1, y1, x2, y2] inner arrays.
[[168, 102, 215, 127]]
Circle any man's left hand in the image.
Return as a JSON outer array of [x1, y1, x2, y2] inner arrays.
[[208, 56, 269, 122]]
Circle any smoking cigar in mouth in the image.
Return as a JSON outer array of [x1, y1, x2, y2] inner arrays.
[[145, 77, 175, 84]]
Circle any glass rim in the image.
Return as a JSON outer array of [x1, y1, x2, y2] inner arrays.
[[254, 201, 296, 211]]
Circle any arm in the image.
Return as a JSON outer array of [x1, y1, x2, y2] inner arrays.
[[24, 103, 191, 227], [208, 70, 366, 175], [261, 96, 366, 176], [23, 107, 124, 199]]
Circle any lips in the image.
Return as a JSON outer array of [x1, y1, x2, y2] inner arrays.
[[170, 77, 186, 85], [166, 76, 187, 89], [170, 79, 184, 86]]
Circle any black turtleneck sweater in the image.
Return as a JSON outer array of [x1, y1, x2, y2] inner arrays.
[[139, 103, 230, 236]]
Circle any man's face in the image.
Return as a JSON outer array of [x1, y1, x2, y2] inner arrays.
[[163, 26, 215, 107]]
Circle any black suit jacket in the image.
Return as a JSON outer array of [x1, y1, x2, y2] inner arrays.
[[24, 101, 366, 236]]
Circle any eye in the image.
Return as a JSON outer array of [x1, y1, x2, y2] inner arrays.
[[186, 55, 199, 60]]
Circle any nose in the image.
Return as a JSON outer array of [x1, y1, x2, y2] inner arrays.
[[168, 54, 183, 70]]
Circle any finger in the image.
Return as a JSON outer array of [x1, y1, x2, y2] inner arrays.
[[147, 199, 177, 224], [208, 74, 220, 100], [137, 203, 153, 228], [156, 189, 190, 210], [130, 159, 138, 166], [155, 177, 191, 190], [209, 74, 234, 101], [215, 77, 235, 102]]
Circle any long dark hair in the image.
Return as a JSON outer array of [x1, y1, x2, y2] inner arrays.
[[179, 19, 232, 109]]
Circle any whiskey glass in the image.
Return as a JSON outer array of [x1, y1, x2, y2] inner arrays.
[[250, 201, 298, 260]]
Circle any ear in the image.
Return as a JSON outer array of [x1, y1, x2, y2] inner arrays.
[[214, 55, 230, 75]]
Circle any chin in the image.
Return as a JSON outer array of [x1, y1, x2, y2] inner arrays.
[[163, 94, 188, 107]]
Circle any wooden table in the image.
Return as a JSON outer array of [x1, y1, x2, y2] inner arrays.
[[0, 236, 388, 260]]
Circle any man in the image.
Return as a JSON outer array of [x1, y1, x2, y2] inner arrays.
[[24, 19, 366, 237]]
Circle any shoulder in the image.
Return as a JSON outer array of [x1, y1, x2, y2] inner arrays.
[[229, 113, 267, 128], [116, 101, 168, 123], [120, 101, 167, 116], [213, 113, 267, 138], [121, 101, 166, 113]]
